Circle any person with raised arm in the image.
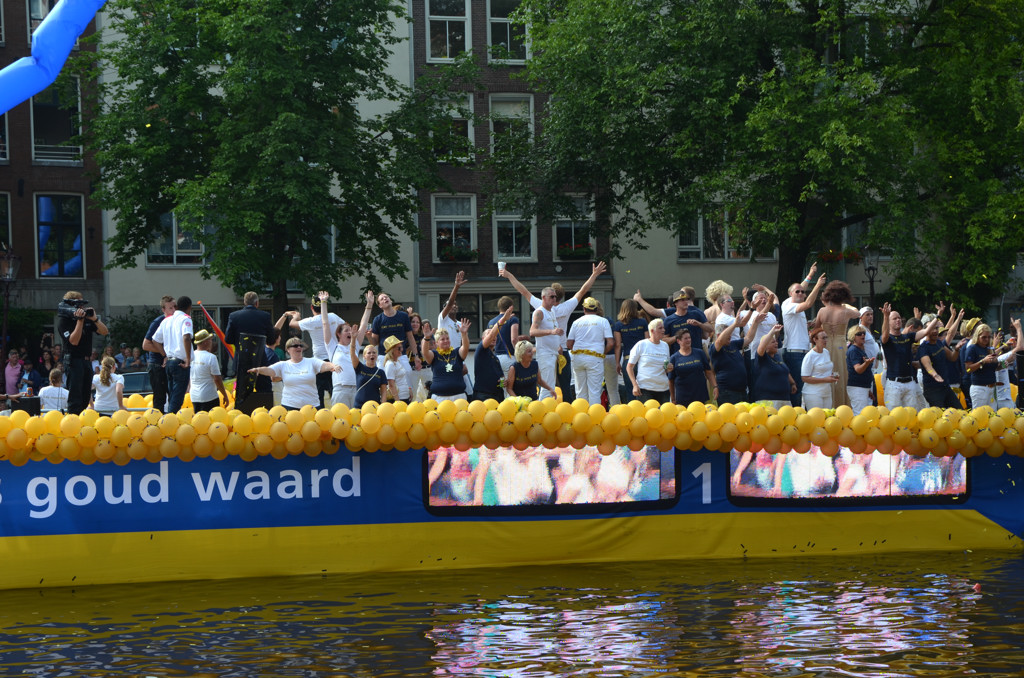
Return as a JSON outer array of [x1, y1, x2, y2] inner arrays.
[[347, 297, 388, 409], [476, 306, 515, 401], [711, 300, 756, 405], [781, 263, 827, 406], [320, 290, 373, 408], [369, 290, 421, 398], [501, 261, 608, 400], [438, 270, 468, 351], [633, 288, 712, 349], [423, 319, 472, 402], [754, 324, 797, 409]]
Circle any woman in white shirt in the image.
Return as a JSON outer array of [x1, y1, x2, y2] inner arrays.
[[626, 318, 671, 403], [383, 335, 412, 403], [248, 337, 340, 410], [320, 291, 372, 408], [38, 368, 69, 412], [91, 356, 125, 414], [800, 328, 840, 409], [189, 330, 229, 412]]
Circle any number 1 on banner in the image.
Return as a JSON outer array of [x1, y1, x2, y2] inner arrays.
[[692, 463, 712, 505]]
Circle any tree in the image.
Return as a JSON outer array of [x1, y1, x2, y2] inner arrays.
[[72, 0, 474, 315], [497, 0, 1024, 309]]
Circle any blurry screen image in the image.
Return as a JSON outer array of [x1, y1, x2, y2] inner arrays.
[[729, 447, 967, 500], [427, 445, 676, 508]]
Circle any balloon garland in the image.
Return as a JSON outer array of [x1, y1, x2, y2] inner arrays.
[[0, 395, 1021, 465]]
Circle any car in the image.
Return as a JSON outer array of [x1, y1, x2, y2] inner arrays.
[[121, 370, 152, 396]]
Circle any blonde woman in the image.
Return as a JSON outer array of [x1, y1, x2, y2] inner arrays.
[[383, 335, 412, 403], [422, 321, 471, 402], [90, 356, 125, 414], [506, 340, 553, 399], [704, 279, 734, 327]]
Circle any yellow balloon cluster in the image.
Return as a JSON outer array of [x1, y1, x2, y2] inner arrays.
[[1, 399, 1021, 464]]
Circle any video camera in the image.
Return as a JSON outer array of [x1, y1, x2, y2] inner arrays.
[[57, 297, 96, 320]]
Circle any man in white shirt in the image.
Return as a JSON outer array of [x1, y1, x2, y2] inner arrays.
[[287, 295, 344, 407], [781, 264, 826, 405], [567, 297, 614, 405], [858, 306, 881, 366], [151, 295, 194, 413], [501, 261, 607, 400]]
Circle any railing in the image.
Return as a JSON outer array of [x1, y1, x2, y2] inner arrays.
[[33, 144, 82, 163]]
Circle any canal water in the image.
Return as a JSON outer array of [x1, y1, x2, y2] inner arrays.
[[0, 551, 1021, 677]]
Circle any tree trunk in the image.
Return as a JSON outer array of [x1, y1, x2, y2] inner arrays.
[[272, 280, 291, 332], [774, 215, 812, 297]]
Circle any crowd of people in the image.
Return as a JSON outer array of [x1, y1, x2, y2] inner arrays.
[[14, 267, 1021, 418]]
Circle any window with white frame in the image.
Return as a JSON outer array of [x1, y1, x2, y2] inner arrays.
[[433, 195, 477, 263], [0, 193, 10, 247], [434, 96, 474, 162], [554, 196, 594, 260], [28, 0, 58, 37], [148, 213, 206, 266], [490, 94, 532, 154], [427, 0, 469, 62], [37, 194, 84, 277], [677, 208, 776, 261], [488, 0, 527, 62], [494, 204, 534, 261], [32, 78, 82, 163], [1, 2, 5, 46], [0, 113, 8, 162]]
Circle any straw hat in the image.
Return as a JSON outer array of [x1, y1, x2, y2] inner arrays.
[[383, 335, 403, 353], [193, 329, 215, 345]]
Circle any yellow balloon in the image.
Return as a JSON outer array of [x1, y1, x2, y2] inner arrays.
[[43, 410, 63, 436], [361, 413, 382, 436], [224, 431, 245, 455], [176, 423, 197, 447], [834, 405, 854, 426], [208, 421, 230, 444], [628, 416, 650, 437], [58, 437, 80, 459], [777, 405, 797, 425], [437, 399, 457, 423], [601, 413, 623, 435], [253, 434, 274, 455], [690, 421, 708, 442], [6, 428, 28, 450], [77, 425, 99, 448], [555, 402, 575, 424], [94, 416, 116, 440], [453, 410, 474, 433], [765, 415, 785, 436], [646, 407, 666, 430], [252, 412, 273, 435], [542, 411, 562, 434], [25, 416, 47, 439], [127, 413, 147, 436], [406, 401, 426, 424], [377, 402, 396, 425], [467, 400, 487, 420], [423, 411, 443, 432], [284, 410, 305, 433], [572, 412, 593, 434], [850, 415, 869, 437], [269, 421, 291, 443], [794, 414, 814, 436], [35, 433, 58, 455], [158, 414, 180, 437], [780, 425, 799, 447], [331, 418, 351, 440], [60, 414, 82, 438], [301, 420, 322, 443], [233, 414, 254, 437], [141, 425, 162, 447], [315, 409, 335, 432], [959, 416, 979, 438], [159, 438, 180, 459]]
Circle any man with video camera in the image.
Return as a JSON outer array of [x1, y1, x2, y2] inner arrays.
[[58, 291, 109, 414]]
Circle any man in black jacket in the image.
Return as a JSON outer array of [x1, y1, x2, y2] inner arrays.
[[224, 291, 275, 403]]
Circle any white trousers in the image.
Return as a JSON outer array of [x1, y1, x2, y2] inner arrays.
[[802, 390, 832, 410], [884, 379, 918, 409], [332, 384, 356, 408], [538, 349, 558, 400], [970, 384, 997, 410], [847, 386, 872, 414], [571, 353, 605, 405], [497, 353, 516, 375], [433, 393, 466, 403]]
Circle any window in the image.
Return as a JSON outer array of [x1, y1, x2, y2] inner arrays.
[[36, 194, 84, 277], [147, 213, 206, 266], [28, 0, 58, 37], [489, 94, 532, 154], [32, 78, 82, 164], [432, 194, 477, 263], [437, 293, 518, 344], [1, 1, 5, 45], [488, 0, 527, 62], [434, 96, 474, 163], [0, 193, 10, 247], [494, 205, 535, 262], [676, 208, 776, 261], [554, 196, 594, 261], [0, 113, 8, 162], [427, 0, 469, 62]]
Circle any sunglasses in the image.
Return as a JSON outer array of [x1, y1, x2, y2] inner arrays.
[[854, 332, 865, 336], [289, 344, 306, 350]]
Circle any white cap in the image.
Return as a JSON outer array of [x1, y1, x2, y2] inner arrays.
[[859, 306, 873, 316]]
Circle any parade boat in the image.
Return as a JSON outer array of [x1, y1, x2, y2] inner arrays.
[[1, 399, 1022, 592]]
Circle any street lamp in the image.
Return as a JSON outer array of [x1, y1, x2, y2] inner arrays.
[[861, 245, 879, 312], [0, 247, 22, 360]]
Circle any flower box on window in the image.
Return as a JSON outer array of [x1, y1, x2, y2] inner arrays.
[[556, 243, 593, 260], [439, 244, 478, 262]]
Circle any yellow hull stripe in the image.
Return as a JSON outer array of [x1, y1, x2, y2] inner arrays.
[[2, 509, 1018, 590]]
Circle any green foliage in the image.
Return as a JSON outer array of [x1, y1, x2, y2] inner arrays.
[[2, 306, 55, 353], [499, 0, 1024, 308], [71, 0, 476, 313], [105, 306, 159, 351]]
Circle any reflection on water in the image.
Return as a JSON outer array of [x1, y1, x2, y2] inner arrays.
[[1, 553, 1023, 677]]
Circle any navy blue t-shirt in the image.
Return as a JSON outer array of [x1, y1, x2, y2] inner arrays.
[[613, 318, 647, 357], [846, 344, 873, 388], [965, 343, 997, 386], [371, 311, 413, 352], [354, 363, 386, 408], [754, 352, 791, 401], [881, 333, 915, 379], [144, 314, 166, 366], [474, 344, 504, 398], [917, 339, 951, 387], [670, 350, 711, 406], [711, 338, 748, 393], [663, 307, 707, 347], [486, 314, 519, 360], [511, 360, 540, 398], [429, 351, 466, 396]]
